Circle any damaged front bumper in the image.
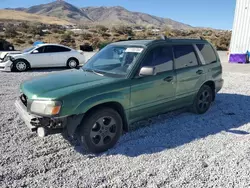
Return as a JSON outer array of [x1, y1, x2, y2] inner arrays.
[[0, 60, 13, 72], [15, 99, 84, 137]]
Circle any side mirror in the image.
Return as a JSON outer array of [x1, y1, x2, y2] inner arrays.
[[139, 66, 156, 77], [32, 50, 39, 54]]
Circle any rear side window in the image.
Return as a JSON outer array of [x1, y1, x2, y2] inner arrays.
[[142, 46, 174, 73], [173, 45, 199, 69], [196, 44, 217, 64]]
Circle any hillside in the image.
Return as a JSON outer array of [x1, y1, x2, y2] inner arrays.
[[6, 1, 192, 29], [0, 9, 72, 25], [25, 1, 92, 22], [82, 6, 192, 29]]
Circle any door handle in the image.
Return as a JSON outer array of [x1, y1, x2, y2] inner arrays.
[[196, 70, 203, 75], [164, 76, 173, 82]]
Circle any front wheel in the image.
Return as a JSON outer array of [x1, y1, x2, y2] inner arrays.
[[78, 108, 123, 153], [13, 59, 29, 72], [191, 85, 213, 114]]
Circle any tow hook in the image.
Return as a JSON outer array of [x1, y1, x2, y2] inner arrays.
[[37, 127, 48, 138]]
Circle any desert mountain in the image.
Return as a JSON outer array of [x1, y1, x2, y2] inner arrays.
[[5, 0, 192, 29]]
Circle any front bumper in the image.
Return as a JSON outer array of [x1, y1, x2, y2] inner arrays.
[[0, 60, 13, 72], [15, 99, 84, 136], [15, 99, 37, 131]]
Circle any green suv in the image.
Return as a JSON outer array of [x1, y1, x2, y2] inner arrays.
[[15, 38, 223, 153]]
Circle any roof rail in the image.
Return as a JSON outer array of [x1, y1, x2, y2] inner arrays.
[[160, 34, 169, 40]]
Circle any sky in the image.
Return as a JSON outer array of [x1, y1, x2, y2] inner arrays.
[[0, 0, 236, 30]]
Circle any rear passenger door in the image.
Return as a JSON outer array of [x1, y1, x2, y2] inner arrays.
[[173, 45, 206, 106]]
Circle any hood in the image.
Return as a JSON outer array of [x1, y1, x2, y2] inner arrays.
[[21, 69, 117, 99], [2, 51, 22, 60]]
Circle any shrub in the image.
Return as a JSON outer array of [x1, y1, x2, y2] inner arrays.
[[96, 25, 109, 33], [112, 26, 134, 36], [14, 38, 25, 44], [4, 24, 17, 38], [80, 32, 93, 40], [27, 23, 44, 36]]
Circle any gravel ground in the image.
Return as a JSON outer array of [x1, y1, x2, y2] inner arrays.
[[1, 68, 250, 188]]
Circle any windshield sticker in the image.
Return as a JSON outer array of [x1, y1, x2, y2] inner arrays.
[[125, 48, 144, 53]]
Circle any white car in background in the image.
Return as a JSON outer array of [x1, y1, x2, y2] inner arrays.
[[0, 44, 86, 72]]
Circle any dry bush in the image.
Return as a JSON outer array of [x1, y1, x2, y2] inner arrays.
[[80, 32, 93, 40], [112, 26, 134, 36], [96, 25, 109, 33], [14, 38, 25, 44], [4, 24, 17, 38]]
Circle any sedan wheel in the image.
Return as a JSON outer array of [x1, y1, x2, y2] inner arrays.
[[15, 61, 28, 72], [67, 58, 79, 69]]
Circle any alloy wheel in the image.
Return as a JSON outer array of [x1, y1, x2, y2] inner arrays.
[[90, 116, 117, 147]]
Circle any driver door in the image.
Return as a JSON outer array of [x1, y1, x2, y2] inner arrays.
[[129, 45, 177, 122], [26, 46, 48, 68]]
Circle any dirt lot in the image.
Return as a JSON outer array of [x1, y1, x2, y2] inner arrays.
[[1, 52, 250, 187]]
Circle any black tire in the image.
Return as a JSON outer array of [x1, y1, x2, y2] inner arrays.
[[78, 107, 123, 153], [13, 59, 29, 72], [191, 85, 213, 114], [67, 58, 79, 69]]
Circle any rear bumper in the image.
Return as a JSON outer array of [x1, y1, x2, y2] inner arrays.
[[215, 79, 224, 93]]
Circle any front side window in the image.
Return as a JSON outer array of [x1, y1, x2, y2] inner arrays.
[[83, 45, 143, 77], [173, 45, 199, 69], [141, 46, 174, 73], [44, 46, 70, 53], [35, 46, 45, 53], [196, 44, 217, 64]]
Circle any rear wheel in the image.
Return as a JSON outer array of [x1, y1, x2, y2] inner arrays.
[[78, 108, 123, 153], [191, 85, 213, 114], [67, 58, 79, 69], [14, 59, 29, 72]]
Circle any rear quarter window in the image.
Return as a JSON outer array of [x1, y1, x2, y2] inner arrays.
[[196, 44, 217, 64]]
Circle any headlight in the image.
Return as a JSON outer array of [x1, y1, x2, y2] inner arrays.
[[4, 56, 15, 62], [30, 100, 62, 116]]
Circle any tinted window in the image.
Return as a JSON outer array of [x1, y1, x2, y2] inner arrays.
[[36, 47, 45, 53], [173, 45, 199, 69], [196, 44, 217, 64], [44, 46, 71, 53], [141, 46, 174, 73]]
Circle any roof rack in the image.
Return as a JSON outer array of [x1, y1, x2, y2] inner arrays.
[[159, 35, 207, 41]]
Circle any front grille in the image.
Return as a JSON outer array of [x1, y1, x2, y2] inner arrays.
[[20, 94, 27, 107]]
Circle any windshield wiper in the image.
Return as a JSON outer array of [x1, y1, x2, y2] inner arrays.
[[82, 68, 104, 76]]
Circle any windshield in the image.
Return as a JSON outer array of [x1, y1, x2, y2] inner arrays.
[[82, 45, 144, 77], [22, 46, 36, 53]]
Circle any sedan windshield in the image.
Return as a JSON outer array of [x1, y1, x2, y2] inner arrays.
[[22, 46, 36, 53], [82, 45, 144, 77]]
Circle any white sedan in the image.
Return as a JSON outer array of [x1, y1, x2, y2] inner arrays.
[[0, 44, 86, 72]]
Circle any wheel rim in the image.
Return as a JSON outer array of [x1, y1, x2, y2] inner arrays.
[[69, 60, 77, 68], [90, 116, 117, 147], [16, 62, 26, 71], [198, 90, 211, 111]]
